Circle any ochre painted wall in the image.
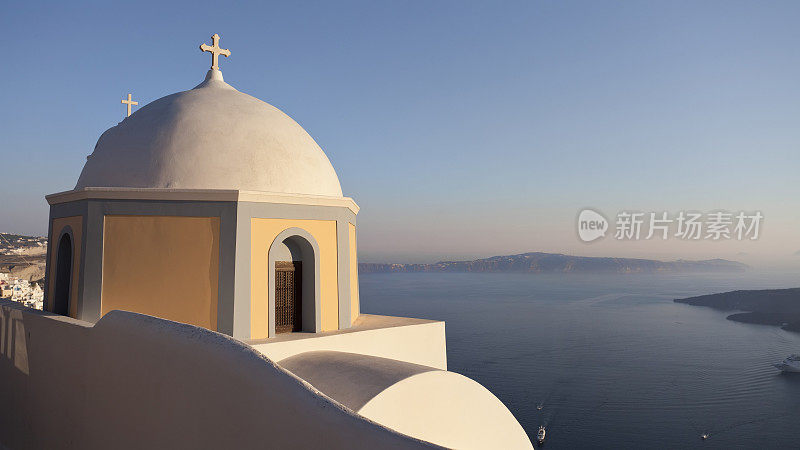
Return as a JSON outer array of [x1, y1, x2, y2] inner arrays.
[[349, 222, 359, 323], [101, 215, 220, 330], [251, 218, 339, 339], [47, 216, 82, 318]]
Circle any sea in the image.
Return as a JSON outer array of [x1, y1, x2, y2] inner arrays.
[[360, 271, 800, 449]]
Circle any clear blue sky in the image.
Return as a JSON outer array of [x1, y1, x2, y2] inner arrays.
[[2, 1, 799, 266]]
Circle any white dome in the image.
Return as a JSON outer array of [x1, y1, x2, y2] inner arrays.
[[76, 71, 343, 197]]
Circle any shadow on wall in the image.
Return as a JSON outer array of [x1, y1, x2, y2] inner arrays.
[[0, 308, 30, 376], [0, 300, 439, 450]]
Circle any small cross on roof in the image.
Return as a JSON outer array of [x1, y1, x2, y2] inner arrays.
[[121, 93, 138, 117], [200, 33, 231, 71]]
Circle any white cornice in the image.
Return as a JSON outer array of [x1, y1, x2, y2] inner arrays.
[[46, 188, 360, 214]]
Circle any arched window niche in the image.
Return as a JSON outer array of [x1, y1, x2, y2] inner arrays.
[[267, 228, 321, 336], [52, 227, 74, 316]]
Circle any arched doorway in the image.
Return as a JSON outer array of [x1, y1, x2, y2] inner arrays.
[[268, 229, 321, 335], [53, 233, 72, 316]]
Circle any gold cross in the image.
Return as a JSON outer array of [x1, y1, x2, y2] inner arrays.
[[121, 93, 138, 117], [199, 33, 231, 70]]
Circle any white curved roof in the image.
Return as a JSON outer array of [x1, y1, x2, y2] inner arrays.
[[75, 70, 343, 197], [280, 351, 533, 449]]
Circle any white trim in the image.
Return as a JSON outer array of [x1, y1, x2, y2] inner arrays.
[[46, 188, 359, 214]]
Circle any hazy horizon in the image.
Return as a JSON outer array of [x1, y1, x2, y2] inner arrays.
[[2, 1, 798, 269], [4, 224, 796, 271]]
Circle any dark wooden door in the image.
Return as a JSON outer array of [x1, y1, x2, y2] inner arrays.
[[275, 261, 302, 333]]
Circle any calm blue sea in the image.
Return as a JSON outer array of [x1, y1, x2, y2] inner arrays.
[[360, 271, 800, 449]]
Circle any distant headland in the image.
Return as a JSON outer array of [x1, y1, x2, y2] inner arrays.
[[359, 252, 748, 274], [675, 288, 800, 332]]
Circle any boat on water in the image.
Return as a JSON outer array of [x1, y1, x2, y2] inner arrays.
[[773, 354, 800, 373], [537, 426, 546, 445]]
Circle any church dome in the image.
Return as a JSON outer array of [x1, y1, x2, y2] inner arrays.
[[75, 70, 344, 197]]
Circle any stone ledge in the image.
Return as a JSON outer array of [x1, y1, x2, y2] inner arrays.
[[45, 187, 359, 213]]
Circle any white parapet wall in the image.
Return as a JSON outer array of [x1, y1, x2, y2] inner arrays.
[[250, 314, 448, 370], [0, 300, 438, 450]]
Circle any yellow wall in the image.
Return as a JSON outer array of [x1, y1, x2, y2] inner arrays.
[[47, 216, 82, 318], [101, 215, 220, 330], [348, 222, 359, 323], [251, 218, 339, 339]]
